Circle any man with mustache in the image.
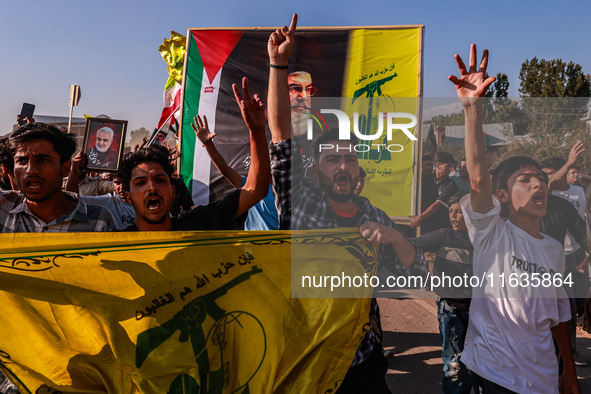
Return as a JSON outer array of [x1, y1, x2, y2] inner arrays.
[[0, 122, 118, 391], [289, 70, 315, 137], [267, 14, 426, 393], [121, 78, 270, 231], [0, 122, 117, 233], [87, 126, 118, 169]]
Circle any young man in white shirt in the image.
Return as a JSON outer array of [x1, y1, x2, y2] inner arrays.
[[449, 44, 579, 393]]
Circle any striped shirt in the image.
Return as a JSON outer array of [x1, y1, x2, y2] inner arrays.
[[0, 191, 117, 233]]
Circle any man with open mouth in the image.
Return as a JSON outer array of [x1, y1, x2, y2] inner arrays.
[[0, 122, 117, 233], [267, 14, 427, 393], [122, 77, 270, 232], [0, 121, 121, 391]]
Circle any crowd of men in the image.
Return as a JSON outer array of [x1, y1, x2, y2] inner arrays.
[[0, 13, 590, 394]]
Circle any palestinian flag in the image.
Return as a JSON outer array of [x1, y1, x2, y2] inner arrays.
[[179, 27, 423, 217]]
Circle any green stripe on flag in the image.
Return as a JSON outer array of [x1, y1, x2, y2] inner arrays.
[[180, 34, 204, 193]]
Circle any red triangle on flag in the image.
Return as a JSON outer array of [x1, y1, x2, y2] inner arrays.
[[192, 30, 244, 84]]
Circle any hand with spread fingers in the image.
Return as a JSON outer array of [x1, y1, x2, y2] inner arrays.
[[448, 44, 496, 107], [232, 77, 266, 133], [191, 115, 216, 146], [567, 141, 585, 167], [267, 13, 298, 66]]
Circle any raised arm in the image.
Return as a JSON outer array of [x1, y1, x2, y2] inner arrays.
[[449, 44, 496, 214], [233, 77, 271, 217], [267, 14, 297, 143], [64, 152, 87, 194], [548, 142, 584, 191], [191, 115, 242, 188]]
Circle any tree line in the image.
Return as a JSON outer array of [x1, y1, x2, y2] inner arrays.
[[427, 58, 591, 173]]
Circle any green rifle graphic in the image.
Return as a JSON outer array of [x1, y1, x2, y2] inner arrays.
[[352, 73, 397, 163], [135, 266, 263, 394]]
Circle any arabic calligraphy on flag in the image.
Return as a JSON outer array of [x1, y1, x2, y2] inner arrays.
[[0, 230, 375, 393]]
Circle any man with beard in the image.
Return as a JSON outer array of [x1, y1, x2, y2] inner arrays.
[[87, 126, 118, 169], [267, 14, 426, 393], [289, 71, 315, 137], [122, 77, 270, 232], [288, 71, 317, 177]]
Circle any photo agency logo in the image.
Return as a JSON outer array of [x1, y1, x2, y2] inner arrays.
[[306, 110, 418, 154]]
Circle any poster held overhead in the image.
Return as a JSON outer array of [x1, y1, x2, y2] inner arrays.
[[82, 117, 128, 172]]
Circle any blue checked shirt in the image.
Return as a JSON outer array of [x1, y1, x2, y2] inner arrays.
[[0, 191, 117, 233], [270, 138, 427, 366]]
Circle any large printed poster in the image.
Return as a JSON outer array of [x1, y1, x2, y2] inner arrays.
[[180, 27, 423, 218]]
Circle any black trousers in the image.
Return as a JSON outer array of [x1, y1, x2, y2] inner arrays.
[[336, 345, 391, 394]]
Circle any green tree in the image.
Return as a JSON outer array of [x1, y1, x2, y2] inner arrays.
[[498, 58, 591, 173], [519, 58, 591, 97], [484, 73, 519, 124], [485, 72, 510, 99]]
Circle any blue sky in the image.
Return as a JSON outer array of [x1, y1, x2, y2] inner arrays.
[[1, 0, 590, 136]]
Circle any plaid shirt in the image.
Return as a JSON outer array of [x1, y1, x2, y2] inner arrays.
[[0, 191, 117, 233], [270, 139, 427, 366]]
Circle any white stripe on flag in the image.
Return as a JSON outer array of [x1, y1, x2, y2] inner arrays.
[[191, 68, 223, 205]]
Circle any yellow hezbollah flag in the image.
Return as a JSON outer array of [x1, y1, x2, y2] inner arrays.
[[0, 230, 375, 393], [342, 27, 422, 217]]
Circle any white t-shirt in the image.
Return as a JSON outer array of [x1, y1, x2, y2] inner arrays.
[[460, 195, 570, 394], [553, 183, 586, 218], [552, 184, 586, 254]]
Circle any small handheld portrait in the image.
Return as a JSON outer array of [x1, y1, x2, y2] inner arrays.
[[82, 118, 128, 172]]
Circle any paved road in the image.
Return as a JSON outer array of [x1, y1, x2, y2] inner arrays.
[[378, 295, 591, 393]]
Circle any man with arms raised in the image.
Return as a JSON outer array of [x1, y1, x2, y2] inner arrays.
[[450, 44, 578, 393], [267, 14, 426, 393], [122, 78, 270, 231]]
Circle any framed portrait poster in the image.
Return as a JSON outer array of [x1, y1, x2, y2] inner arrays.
[[82, 118, 127, 172]]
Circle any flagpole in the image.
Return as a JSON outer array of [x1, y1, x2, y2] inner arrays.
[[67, 84, 81, 132], [147, 103, 181, 146], [67, 104, 74, 132]]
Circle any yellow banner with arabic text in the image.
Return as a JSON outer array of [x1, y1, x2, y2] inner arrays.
[[342, 28, 421, 217], [0, 230, 374, 393]]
